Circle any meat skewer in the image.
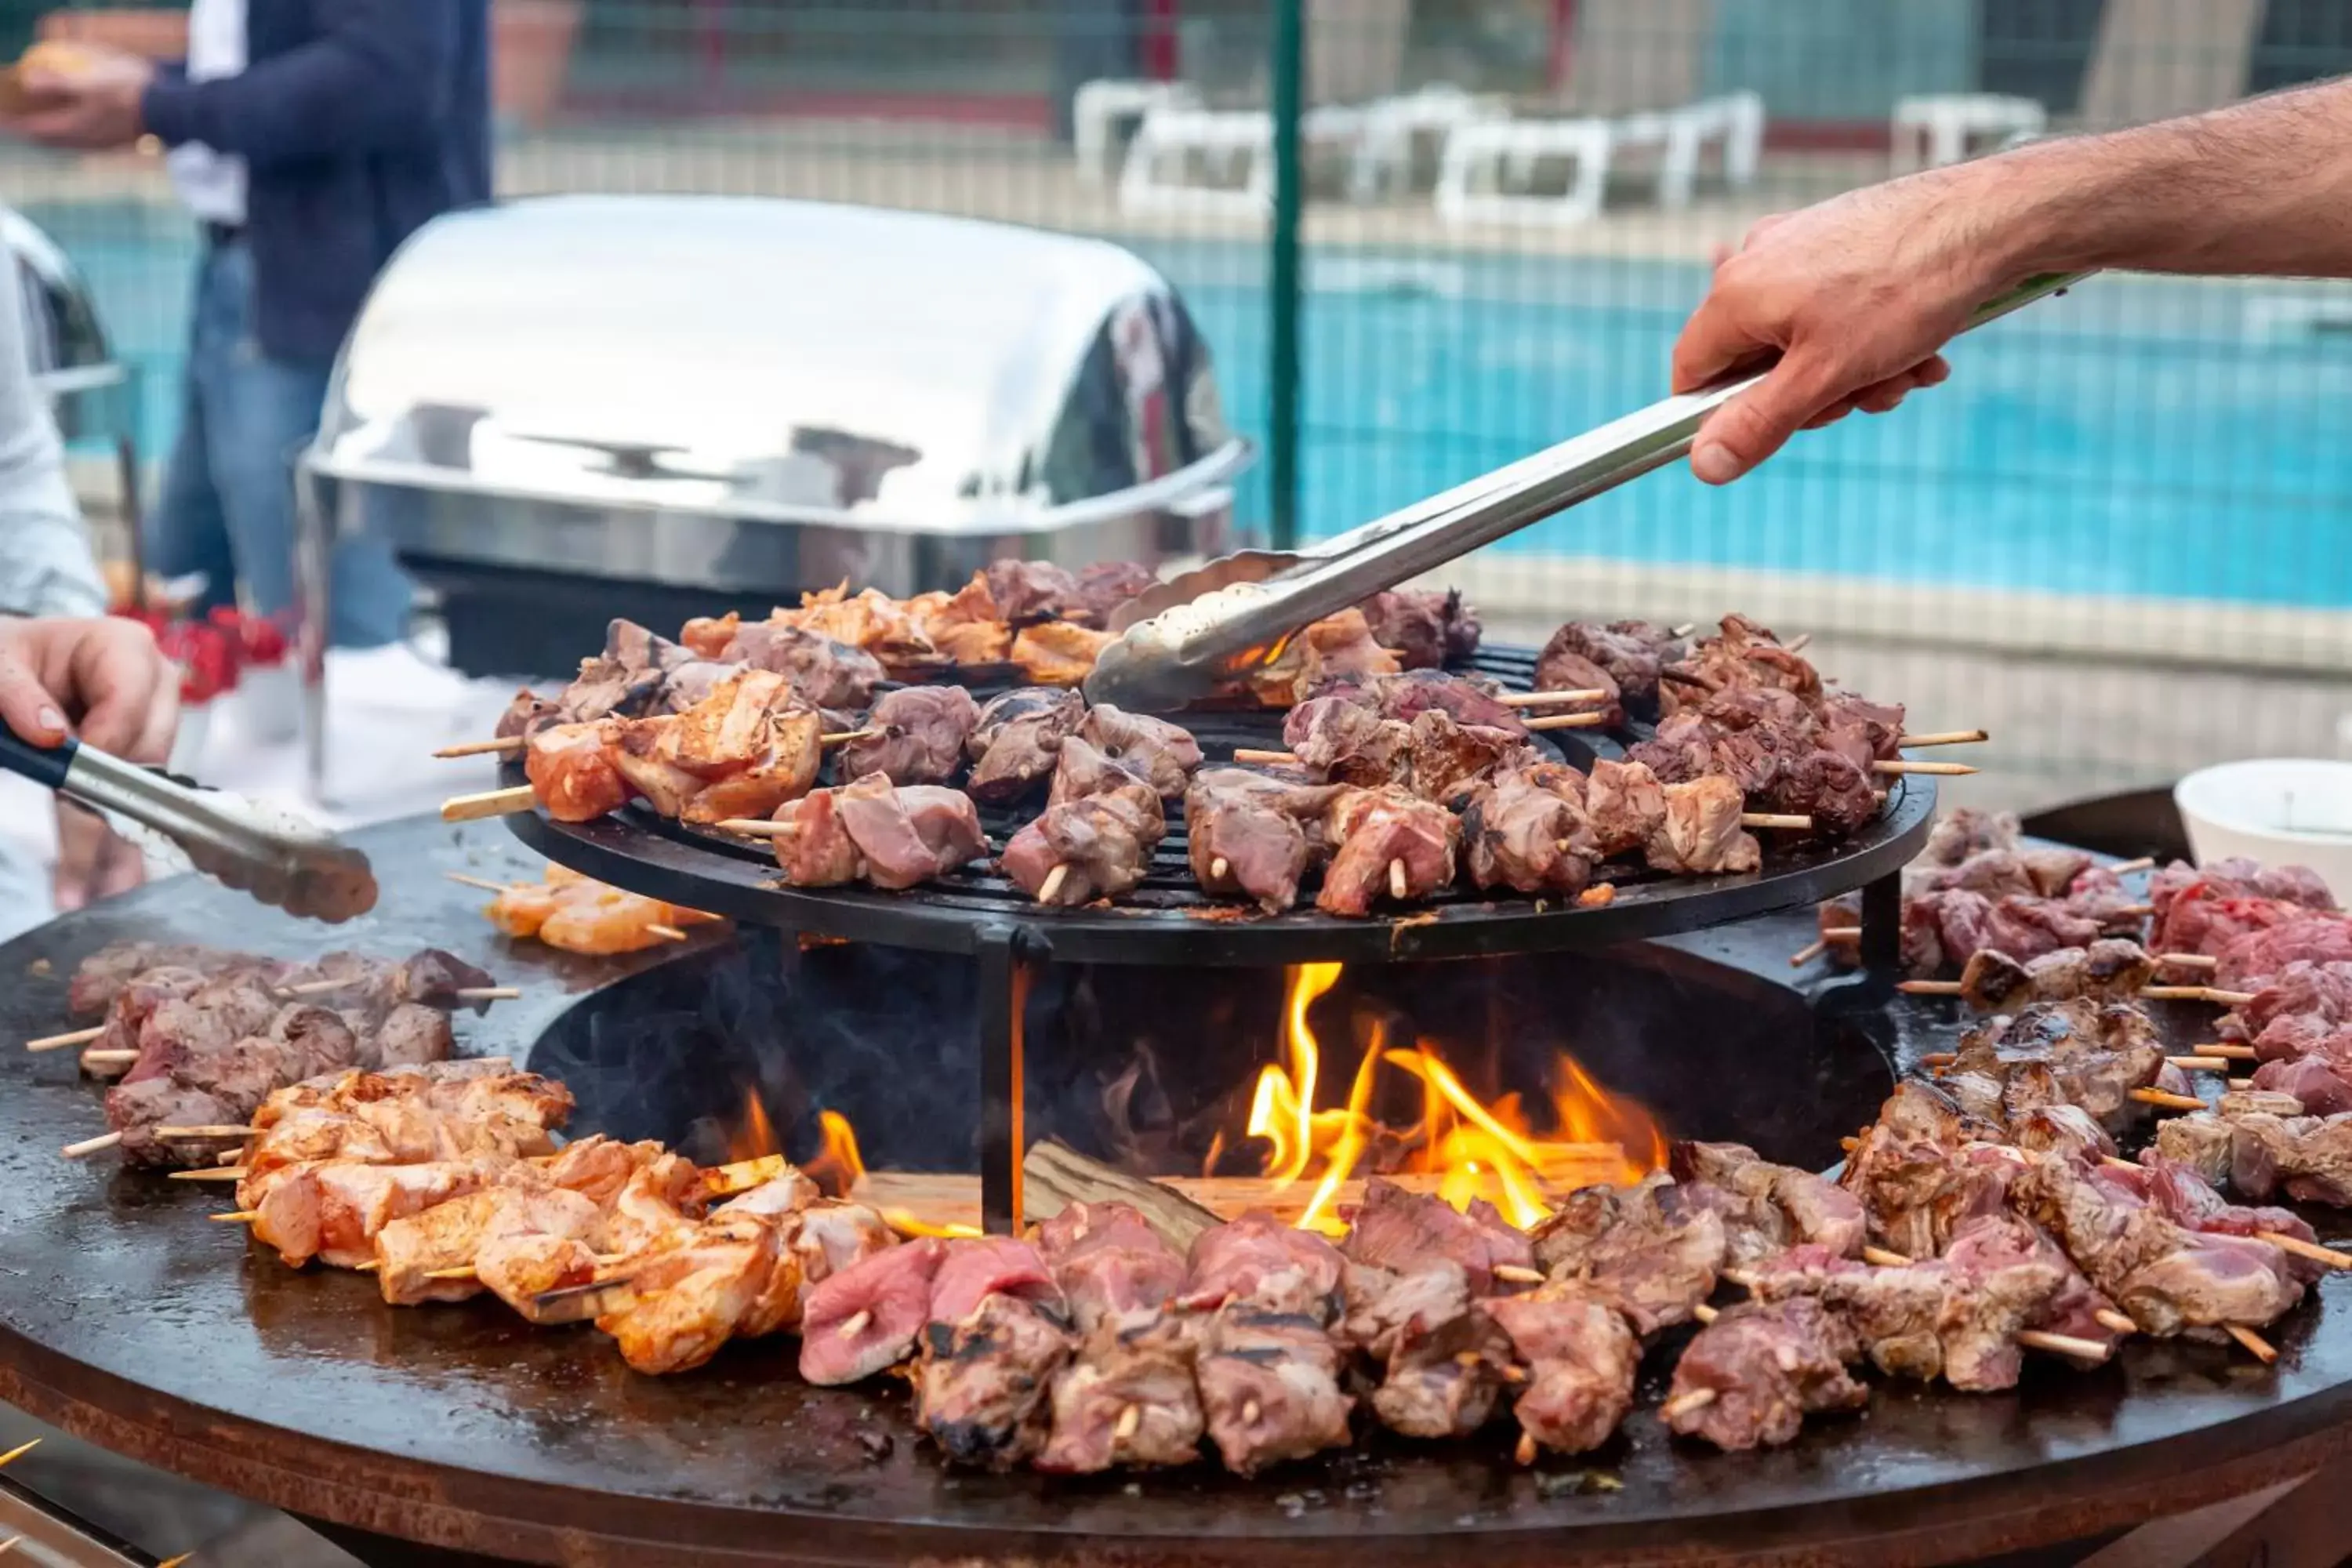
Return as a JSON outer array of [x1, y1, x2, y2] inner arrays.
[[728, 773, 990, 891]]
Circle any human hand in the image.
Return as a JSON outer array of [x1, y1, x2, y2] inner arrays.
[[12, 45, 153, 150], [0, 616, 176, 908], [1671, 167, 2005, 485]]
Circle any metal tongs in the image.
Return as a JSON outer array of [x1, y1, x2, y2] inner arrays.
[[0, 719, 378, 923], [1086, 272, 2083, 712]]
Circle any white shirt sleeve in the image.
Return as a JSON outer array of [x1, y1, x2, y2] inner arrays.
[[0, 230, 104, 621]]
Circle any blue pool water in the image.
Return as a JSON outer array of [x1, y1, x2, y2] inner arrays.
[[1142, 242, 2352, 609], [35, 204, 2352, 610]]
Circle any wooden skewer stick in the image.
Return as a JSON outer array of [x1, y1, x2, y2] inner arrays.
[[1523, 712, 1608, 732], [155, 1552, 194, 1568], [1231, 748, 1297, 766], [2230, 1078, 2256, 1091], [433, 735, 524, 759], [81, 1049, 137, 1066], [1497, 688, 1609, 707], [0, 1439, 42, 1470], [2158, 953, 2219, 971], [61, 1131, 123, 1158], [2107, 857, 2156, 876], [1513, 1431, 1538, 1467], [2204, 989, 2258, 1007], [441, 786, 538, 822], [2139, 985, 2214, 1001], [353, 1261, 381, 1273], [423, 1265, 480, 1282], [1691, 1303, 1719, 1325], [2016, 1329, 2111, 1363], [1785, 633, 1813, 654], [713, 818, 789, 837], [153, 1125, 257, 1141], [1210, 855, 1230, 880], [1113, 1404, 1142, 1443], [445, 872, 513, 894], [2101, 1156, 2142, 1171], [210, 1210, 260, 1224], [1860, 1245, 1913, 1269], [1387, 858, 1409, 902], [2095, 1308, 2140, 1336], [1895, 730, 1988, 748], [27, 1025, 104, 1053], [1660, 1388, 1717, 1421], [1037, 865, 1070, 905], [2128, 1087, 2207, 1112], [1897, 979, 1962, 996], [1493, 1264, 1546, 1286], [1669, 623, 1696, 639], [1789, 938, 1829, 967], [1740, 813, 1813, 830], [1872, 760, 1977, 777], [644, 924, 689, 943], [837, 1309, 873, 1340], [2227, 1325, 2278, 1365], [2259, 1232, 2352, 1271], [167, 1167, 246, 1182], [2199, 1044, 2259, 1061], [2169, 1056, 2231, 1072], [820, 728, 880, 745]]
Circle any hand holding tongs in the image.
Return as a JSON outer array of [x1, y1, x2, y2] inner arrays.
[[0, 717, 378, 923], [1085, 273, 2082, 712]]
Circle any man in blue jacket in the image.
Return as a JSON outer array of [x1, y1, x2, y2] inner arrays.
[[13, 0, 491, 648]]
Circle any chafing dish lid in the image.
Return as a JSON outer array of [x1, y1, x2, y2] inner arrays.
[[307, 194, 1243, 532]]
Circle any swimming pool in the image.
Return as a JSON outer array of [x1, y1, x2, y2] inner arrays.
[[36, 203, 2352, 611], [1143, 241, 2352, 611]]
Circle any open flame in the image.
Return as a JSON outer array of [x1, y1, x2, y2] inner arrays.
[[1244, 964, 1668, 1232], [727, 1087, 781, 1163], [793, 1105, 981, 1239]]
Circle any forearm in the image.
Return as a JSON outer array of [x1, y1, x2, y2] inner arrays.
[[1969, 77, 2352, 283], [141, 0, 458, 168]]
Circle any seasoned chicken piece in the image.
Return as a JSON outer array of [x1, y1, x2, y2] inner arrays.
[[1011, 622, 1115, 686]]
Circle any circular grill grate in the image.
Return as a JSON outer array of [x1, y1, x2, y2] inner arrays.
[[506, 644, 1936, 966]]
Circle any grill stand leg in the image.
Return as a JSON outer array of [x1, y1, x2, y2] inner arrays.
[[976, 925, 1033, 1235], [1860, 868, 1902, 974]]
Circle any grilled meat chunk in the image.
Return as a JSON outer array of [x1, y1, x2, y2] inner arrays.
[[1485, 1288, 1640, 1454], [966, 688, 1087, 803], [1664, 1298, 1867, 1451], [1317, 786, 1458, 916], [837, 686, 980, 787]]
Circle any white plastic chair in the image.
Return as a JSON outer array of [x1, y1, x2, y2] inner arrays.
[[1116, 103, 1370, 218], [1345, 84, 1508, 199], [1889, 94, 2046, 172], [1073, 79, 1200, 188], [1435, 116, 1621, 228]]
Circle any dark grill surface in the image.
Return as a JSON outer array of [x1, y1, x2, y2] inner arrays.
[[3, 815, 2352, 1568], [506, 643, 1938, 964]]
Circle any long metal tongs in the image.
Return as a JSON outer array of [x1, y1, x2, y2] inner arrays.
[[1085, 272, 2082, 712]]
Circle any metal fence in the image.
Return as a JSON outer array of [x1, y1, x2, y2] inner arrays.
[[7, 0, 2352, 811]]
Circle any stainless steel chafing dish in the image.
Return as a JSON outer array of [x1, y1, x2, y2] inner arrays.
[[4, 208, 125, 421], [299, 193, 1250, 601]]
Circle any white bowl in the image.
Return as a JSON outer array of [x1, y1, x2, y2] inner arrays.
[[2174, 758, 2352, 902]]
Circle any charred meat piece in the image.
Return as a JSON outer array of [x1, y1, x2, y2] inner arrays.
[[1356, 587, 1481, 670], [1671, 1142, 1868, 1260], [1950, 999, 2165, 1131], [1194, 1305, 1354, 1475], [837, 686, 979, 787], [1953, 939, 2158, 1012], [1340, 1178, 1533, 1297], [966, 688, 1087, 804], [719, 622, 886, 710], [1486, 1288, 1639, 1454], [918, 1238, 1073, 1470], [1071, 560, 1160, 624], [1764, 749, 1878, 837], [1538, 622, 1667, 716], [1664, 1298, 1866, 1451], [1317, 786, 1458, 916], [1671, 615, 1824, 708], [1334, 1181, 1526, 1440], [68, 943, 272, 1015], [768, 774, 989, 890], [1283, 696, 1411, 787], [1074, 705, 1203, 798], [1647, 776, 1761, 877], [1036, 1316, 1203, 1473], [1584, 758, 1667, 861], [1184, 768, 1345, 914], [1526, 1175, 1726, 1334], [1312, 670, 1526, 735], [985, 559, 1084, 622], [1814, 691, 1906, 767], [1003, 789, 1164, 906], [1460, 763, 1599, 897]]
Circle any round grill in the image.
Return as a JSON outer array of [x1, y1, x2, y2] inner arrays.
[[504, 642, 1937, 964]]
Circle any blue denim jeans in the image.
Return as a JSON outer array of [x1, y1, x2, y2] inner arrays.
[[149, 239, 414, 648]]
